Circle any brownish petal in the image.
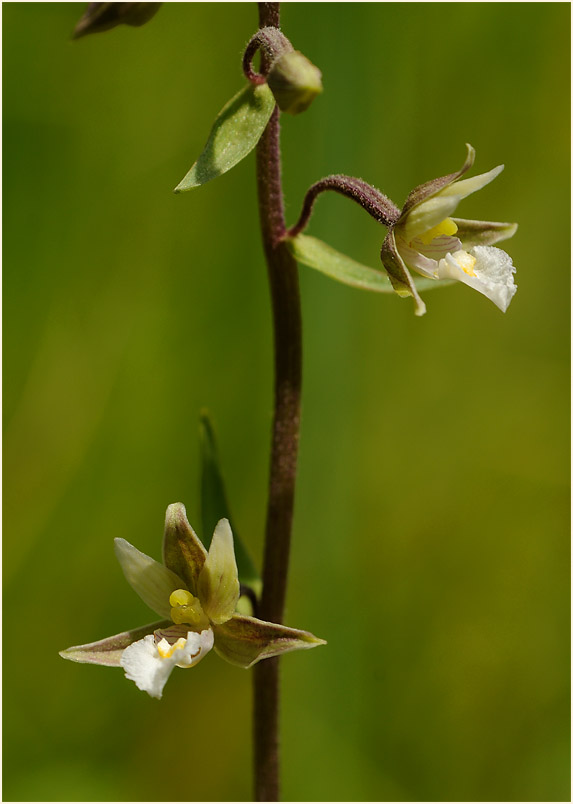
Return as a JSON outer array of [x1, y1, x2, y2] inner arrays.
[[380, 230, 426, 316], [59, 620, 170, 667], [399, 143, 475, 222], [213, 614, 326, 669], [162, 503, 207, 594]]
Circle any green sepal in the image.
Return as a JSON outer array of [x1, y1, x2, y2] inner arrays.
[[452, 218, 518, 249], [174, 84, 275, 192], [213, 614, 326, 669], [114, 538, 185, 618], [287, 234, 449, 297], [200, 411, 262, 597], [59, 620, 171, 667], [197, 518, 240, 625]]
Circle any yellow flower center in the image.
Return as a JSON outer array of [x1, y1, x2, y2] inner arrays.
[[418, 217, 458, 245], [451, 249, 477, 277], [169, 589, 210, 629], [157, 637, 187, 659]]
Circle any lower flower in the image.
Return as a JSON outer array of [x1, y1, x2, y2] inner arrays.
[[60, 504, 326, 699]]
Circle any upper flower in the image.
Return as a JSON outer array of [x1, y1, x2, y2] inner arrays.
[[61, 504, 325, 698], [381, 144, 518, 316]]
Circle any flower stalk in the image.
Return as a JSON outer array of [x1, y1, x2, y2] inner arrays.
[[286, 174, 401, 237]]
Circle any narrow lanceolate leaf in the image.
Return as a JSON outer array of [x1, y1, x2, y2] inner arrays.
[[174, 84, 275, 192], [59, 621, 170, 667], [213, 614, 326, 669], [200, 412, 262, 596], [287, 234, 445, 295]]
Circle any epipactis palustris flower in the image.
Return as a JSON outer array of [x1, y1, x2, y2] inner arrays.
[[381, 144, 518, 316], [60, 504, 325, 699]]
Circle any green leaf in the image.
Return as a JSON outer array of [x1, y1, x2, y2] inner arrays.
[[199, 411, 262, 597], [175, 84, 275, 192], [286, 233, 453, 294]]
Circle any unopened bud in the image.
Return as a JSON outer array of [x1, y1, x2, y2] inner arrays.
[[73, 3, 161, 39], [267, 50, 323, 115]]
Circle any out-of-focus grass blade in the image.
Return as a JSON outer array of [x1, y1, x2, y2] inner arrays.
[[175, 84, 275, 191], [199, 411, 262, 598]]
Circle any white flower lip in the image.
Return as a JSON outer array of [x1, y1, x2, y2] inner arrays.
[[120, 628, 215, 699], [437, 246, 517, 312]]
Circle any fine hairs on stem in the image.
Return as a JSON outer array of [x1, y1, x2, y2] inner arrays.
[[253, 3, 302, 800]]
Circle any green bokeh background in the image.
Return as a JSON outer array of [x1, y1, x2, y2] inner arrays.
[[3, 3, 570, 801]]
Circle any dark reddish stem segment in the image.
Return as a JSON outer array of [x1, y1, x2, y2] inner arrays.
[[243, 27, 293, 85], [242, 37, 267, 85], [253, 2, 302, 801], [286, 174, 401, 238]]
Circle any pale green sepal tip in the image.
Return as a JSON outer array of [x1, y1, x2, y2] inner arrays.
[[174, 83, 275, 192], [197, 518, 240, 625], [114, 538, 185, 619], [438, 164, 504, 200], [287, 234, 453, 295]]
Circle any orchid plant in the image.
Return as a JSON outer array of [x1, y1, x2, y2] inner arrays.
[[62, 3, 517, 800]]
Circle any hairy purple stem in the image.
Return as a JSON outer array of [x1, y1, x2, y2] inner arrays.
[[243, 26, 293, 85], [252, 3, 302, 801], [286, 174, 401, 238]]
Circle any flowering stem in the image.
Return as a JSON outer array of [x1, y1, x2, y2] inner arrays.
[[253, 2, 302, 801]]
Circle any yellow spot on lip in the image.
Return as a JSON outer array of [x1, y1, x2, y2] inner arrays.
[[419, 217, 458, 245], [157, 637, 187, 659], [452, 249, 477, 276]]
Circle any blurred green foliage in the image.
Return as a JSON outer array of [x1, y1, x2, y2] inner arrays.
[[3, 3, 570, 801]]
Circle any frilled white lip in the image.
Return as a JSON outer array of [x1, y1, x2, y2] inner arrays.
[[121, 628, 215, 699], [397, 235, 517, 313], [436, 245, 517, 312]]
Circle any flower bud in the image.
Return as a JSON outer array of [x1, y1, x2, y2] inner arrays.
[[267, 50, 323, 115], [73, 3, 161, 39]]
